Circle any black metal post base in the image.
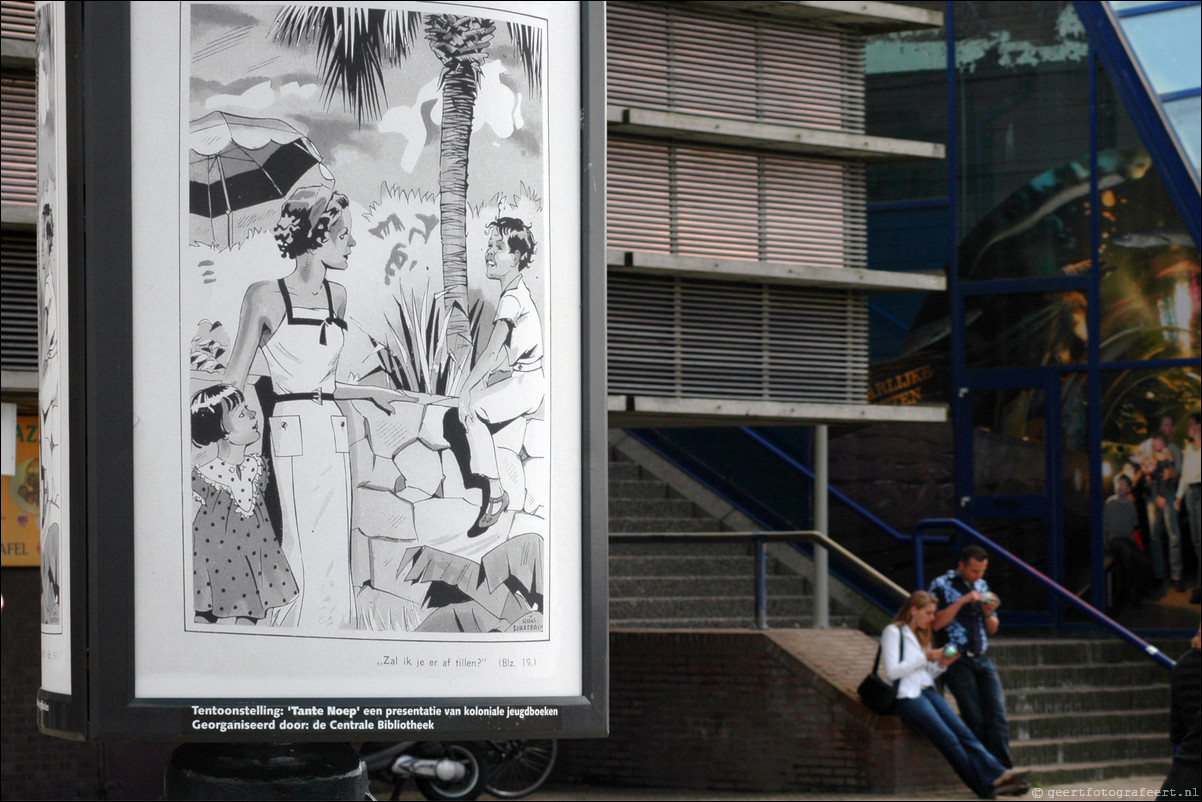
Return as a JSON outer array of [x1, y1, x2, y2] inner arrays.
[[164, 743, 368, 800]]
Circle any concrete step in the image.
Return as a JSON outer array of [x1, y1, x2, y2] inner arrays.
[[1012, 733, 1170, 766], [610, 478, 671, 499], [1009, 710, 1168, 741], [609, 615, 862, 629], [609, 540, 749, 556], [1006, 684, 1169, 716], [609, 554, 760, 576], [1025, 758, 1173, 787], [609, 594, 817, 620], [609, 517, 718, 533], [988, 638, 1146, 666], [997, 662, 1166, 689], [610, 574, 806, 597], [608, 460, 644, 481], [609, 497, 698, 518]]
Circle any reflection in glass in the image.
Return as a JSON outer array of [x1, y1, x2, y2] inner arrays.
[[1163, 95, 1201, 175], [1102, 368, 1200, 498], [1117, 5, 1201, 97], [973, 388, 1047, 495]]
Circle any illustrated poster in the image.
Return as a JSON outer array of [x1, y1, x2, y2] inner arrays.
[[132, 1, 584, 700], [36, 0, 72, 696]]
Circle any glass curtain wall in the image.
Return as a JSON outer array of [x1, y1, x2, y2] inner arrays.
[[867, 1, 1198, 629]]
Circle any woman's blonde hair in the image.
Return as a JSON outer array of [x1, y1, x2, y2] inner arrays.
[[893, 590, 938, 648]]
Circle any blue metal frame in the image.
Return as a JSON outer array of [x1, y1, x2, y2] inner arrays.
[[1112, 1, 1199, 18], [948, 2, 1196, 634], [1088, 45, 1107, 614], [958, 370, 1064, 627], [1073, 1, 1201, 241]]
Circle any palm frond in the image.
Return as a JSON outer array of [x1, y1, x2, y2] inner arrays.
[[270, 5, 420, 127], [505, 22, 542, 96]]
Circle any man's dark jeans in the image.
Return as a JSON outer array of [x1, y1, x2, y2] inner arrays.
[[943, 653, 1012, 768]]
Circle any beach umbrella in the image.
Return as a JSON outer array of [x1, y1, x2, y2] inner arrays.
[[189, 111, 331, 249]]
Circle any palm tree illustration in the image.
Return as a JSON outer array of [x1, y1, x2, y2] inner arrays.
[[271, 6, 542, 373]]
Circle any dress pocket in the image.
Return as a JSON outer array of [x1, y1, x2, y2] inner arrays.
[[330, 415, 349, 453], [270, 415, 303, 457]]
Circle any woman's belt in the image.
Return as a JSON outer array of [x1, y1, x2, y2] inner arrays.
[[275, 391, 337, 404]]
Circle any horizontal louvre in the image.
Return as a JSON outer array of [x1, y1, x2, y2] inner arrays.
[[608, 274, 868, 403], [1, 0, 35, 40], [1, 228, 37, 372], [1, 70, 36, 206], [608, 138, 866, 269], [608, 1, 864, 132]]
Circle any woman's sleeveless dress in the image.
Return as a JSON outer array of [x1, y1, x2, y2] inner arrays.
[[262, 279, 354, 629]]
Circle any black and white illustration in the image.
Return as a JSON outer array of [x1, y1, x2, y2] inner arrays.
[[183, 3, 549, 638], [36, 1, 63, 634]]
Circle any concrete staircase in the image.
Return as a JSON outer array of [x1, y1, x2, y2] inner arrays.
[[994, 638, 1175, 785], [608, 448, 860, 629], [605, 433, 1180, 785]]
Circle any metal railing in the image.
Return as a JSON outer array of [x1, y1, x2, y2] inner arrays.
[[740, 427, 914, 545], [914, 518, 1176, 670], [609, 530, 908, 630]]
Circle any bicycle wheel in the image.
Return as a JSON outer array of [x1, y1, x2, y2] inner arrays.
[[483, 739, 557, 799], [413, 742, 488, 802]]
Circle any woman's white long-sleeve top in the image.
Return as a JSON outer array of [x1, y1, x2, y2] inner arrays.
[[880, 623, 947, 699]]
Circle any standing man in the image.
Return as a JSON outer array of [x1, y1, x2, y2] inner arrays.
[[930, 545, 1011, 768], [1176, 412, 1201, 605], [1142, 415, 1184, 590]]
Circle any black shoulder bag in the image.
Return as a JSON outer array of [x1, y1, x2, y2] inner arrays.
[[858, 626, 905, 715]]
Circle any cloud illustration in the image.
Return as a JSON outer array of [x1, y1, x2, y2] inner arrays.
[[204, 79, 275, 112], [377, 62, 525, 173]]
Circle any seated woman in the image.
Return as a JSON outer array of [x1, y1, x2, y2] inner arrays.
[[883, 591, 1029, 798]]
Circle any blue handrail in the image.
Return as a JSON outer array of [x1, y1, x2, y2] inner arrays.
[[740, 427, 945, 548], [914, 518, 1176, 670], [625, 429, 903, 613]]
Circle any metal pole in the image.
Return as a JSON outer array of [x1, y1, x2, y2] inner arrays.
[[813, 425, 829, 628]]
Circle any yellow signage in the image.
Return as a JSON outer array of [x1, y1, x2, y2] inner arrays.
[[2, 416, 40, 566]]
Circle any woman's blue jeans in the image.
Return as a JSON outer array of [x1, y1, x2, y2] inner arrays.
[[895, 687, 1007, 798]]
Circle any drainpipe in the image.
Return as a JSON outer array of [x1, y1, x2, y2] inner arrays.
[[813, 425, 829, 628]]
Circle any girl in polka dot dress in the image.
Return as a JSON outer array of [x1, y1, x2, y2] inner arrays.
[[191, 384, 298, 624]]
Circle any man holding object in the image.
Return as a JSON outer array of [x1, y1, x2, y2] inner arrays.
[[930, 545, 1012, 768]]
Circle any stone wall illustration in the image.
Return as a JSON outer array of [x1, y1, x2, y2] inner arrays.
[[346, 395, 547, 634]]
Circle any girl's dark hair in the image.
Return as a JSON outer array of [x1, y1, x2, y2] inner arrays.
[[273, 186, 349, 259], [191, 384, 245, 447], [487, 217, 537, 271]]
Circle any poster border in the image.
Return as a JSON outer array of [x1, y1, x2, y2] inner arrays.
[[45, 0, 606, 742]]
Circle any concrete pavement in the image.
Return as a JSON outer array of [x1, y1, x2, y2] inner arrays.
[[372, 774, 1171, 800]]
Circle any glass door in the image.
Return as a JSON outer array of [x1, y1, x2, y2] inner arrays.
[[963, 372, 1062, 627]]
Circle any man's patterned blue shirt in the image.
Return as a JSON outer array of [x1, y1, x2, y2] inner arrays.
[[929, 569, 991, 653]]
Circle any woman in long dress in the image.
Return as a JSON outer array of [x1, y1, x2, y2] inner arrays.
[[224, 185, 406, 629]]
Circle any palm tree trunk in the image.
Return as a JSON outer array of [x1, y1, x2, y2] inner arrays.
[[439, 70, 478, 369]]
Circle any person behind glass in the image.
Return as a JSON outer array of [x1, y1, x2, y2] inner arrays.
[[930, 545, 1012, 768], [1144, 418, 1184, 592], [1105, 474, 1153, 610], [884, 591, 1029, 798], [1176, 412, 1201, 605]]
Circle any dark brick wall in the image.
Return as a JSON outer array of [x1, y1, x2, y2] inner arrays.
[[1, 567, 102, 800], [554, 630, 961, 794]]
